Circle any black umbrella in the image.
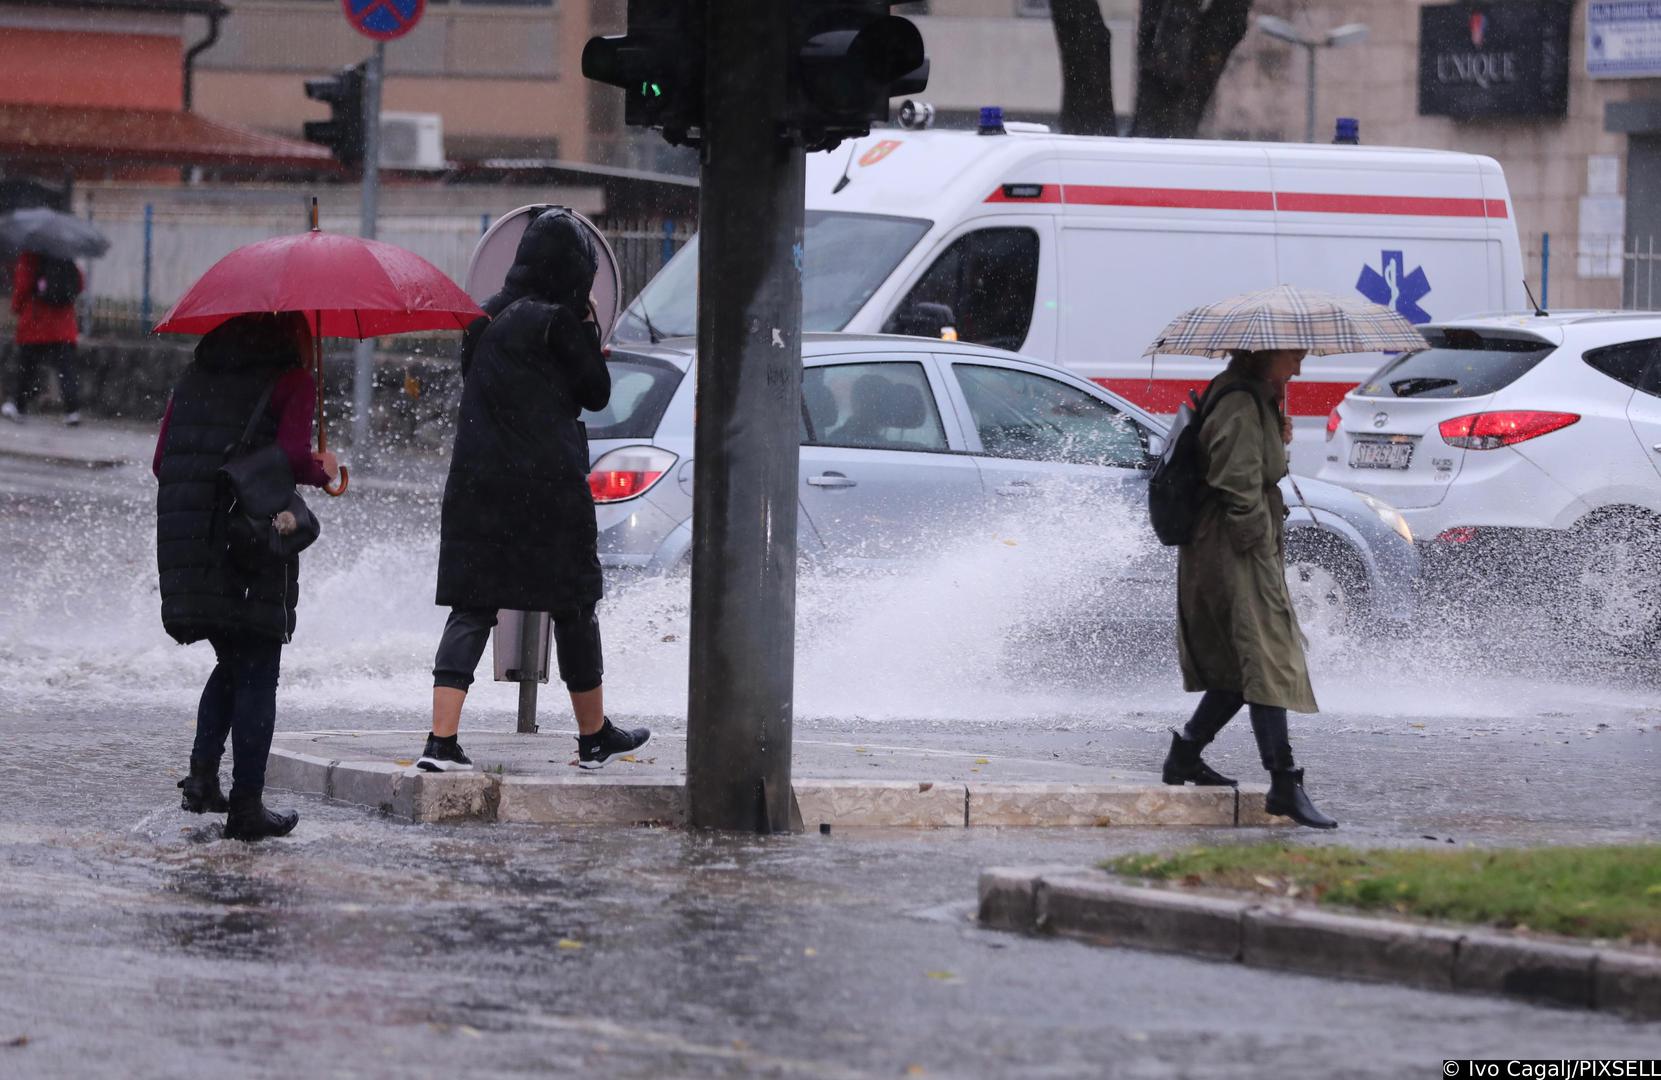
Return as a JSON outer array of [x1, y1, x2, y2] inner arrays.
[[0, 207, 109, 260]]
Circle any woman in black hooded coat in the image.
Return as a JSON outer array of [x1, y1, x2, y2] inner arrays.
[[153, 311, 337, 841], [419, 208, 649, 771]]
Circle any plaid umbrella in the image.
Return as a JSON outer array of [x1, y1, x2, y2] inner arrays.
[[1144, 284, 1429, 358]]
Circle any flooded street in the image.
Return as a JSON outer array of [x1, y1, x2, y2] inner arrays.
[[3, 448, 1659, 1077]]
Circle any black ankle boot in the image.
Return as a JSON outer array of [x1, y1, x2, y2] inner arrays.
[[223, 791, 299, 842], [178, 756, 229, 814], [1161, 729, 1237, 786], [1266, 768, 1338, 829]]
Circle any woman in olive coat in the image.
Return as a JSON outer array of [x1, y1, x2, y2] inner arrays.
[[1161, 348, 1337, 829]]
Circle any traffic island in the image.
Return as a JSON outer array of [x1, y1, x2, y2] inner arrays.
[[978, 844, 1661, 1021], [265, 729, 1295, 830]]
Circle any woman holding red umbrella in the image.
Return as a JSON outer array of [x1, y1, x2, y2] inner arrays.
[[153, 312, 338, 841]]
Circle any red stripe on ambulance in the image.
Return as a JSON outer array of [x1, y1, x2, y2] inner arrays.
[[1095, 378, 1357, 417], [986, 185, 1509, 219]]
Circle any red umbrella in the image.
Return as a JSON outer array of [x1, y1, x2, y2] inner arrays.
[[155, 221, 485, 496], [153, 229, 483, 337]]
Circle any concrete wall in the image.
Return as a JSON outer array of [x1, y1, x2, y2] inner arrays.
[[192, 0, 596, 162]]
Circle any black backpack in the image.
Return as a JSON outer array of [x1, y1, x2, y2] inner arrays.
[[35, 256, 81, 307], [1146, 382, 1256, 547]]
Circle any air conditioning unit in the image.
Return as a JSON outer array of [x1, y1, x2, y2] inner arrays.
[[379, 112, 445, 170]]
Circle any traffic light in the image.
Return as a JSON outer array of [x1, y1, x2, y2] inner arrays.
[[791, 2, 929, 151], [303, 62, 368, 169], [582, 0, 704, 147]]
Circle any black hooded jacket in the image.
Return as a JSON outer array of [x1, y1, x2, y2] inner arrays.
[[156, 315, 303, 644], [435, 208, 612, 613]]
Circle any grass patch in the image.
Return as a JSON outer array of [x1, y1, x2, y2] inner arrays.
[[1104, 844, 1661, 945]]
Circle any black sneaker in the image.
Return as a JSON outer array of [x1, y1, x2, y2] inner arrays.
[[416, 733, 473, 772], [577, 718, 650, 770]]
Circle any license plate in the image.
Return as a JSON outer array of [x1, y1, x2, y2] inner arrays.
[[1350, 438, 1414, 470]]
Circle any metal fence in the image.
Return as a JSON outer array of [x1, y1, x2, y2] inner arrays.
[[70, 205, 693, 340], [1524, 233, 1661, 312]]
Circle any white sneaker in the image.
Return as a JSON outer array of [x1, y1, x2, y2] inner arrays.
[[1, 401, 19, 424], [62, 411, 81, 427]]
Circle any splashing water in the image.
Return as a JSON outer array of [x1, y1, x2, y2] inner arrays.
[[5, 463, 1661, 729]]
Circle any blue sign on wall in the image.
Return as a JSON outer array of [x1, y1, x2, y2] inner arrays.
[[1589, 1, 1661, 78]]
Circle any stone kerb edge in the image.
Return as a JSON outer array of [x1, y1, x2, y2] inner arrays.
[[977, 868, 1660, 1021]]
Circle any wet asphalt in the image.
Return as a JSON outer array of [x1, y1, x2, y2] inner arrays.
[[2, 447, 1659, 1078]]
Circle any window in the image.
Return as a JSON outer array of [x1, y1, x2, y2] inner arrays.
[[1584, 339, 1659, 393], [955, 364, 1149, 467], [581, 354, 683, 440], [883, 227, 1040, 351], [614, 211, 931, 342], [801, 362, 947, 452], [1357, 330, 1554, 399]]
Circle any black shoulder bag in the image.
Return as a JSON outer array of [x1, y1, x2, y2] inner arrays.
[[219, 380, 320, 573]]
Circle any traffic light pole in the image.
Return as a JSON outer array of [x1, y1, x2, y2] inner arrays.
[[685, 0, 804, 833], [351, 40, 384, 461]]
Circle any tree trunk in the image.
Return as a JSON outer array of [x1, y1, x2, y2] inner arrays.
[[1050, 0, 1116, 136], [1131, 0, 1255, 138]]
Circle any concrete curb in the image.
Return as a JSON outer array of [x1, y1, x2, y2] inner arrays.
[[978, 867, 1661, 1022], [265, 747, 1292, 830]]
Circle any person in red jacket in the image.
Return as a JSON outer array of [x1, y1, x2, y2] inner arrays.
[[4, 250, 83, 425]]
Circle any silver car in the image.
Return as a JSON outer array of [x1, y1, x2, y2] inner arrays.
[[582, 335, 1418, 633]]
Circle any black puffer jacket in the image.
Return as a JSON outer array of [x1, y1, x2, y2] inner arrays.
[[435, 208, 612, 613], [156, 317, 301, 644]]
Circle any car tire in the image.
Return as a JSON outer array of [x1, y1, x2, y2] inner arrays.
[[1562, 514, 1661, 652], [1283, 530, 1371, 639]]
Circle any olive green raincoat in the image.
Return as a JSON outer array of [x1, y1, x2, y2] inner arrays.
[[1176, 369, 1318, 713]]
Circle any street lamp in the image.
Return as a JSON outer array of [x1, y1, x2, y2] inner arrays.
[[1256, 16, 1370, 144]]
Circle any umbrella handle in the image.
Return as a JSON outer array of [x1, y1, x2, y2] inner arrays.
[[325, 465, 348, 498]]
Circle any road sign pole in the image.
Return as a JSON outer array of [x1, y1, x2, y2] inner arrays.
[[351, 39, 383, 461], [685, 0, 803, 833]]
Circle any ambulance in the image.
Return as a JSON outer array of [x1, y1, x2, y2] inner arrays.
[[612, 118, 1527, 467]]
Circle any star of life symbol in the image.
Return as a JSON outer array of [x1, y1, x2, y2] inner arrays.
[[1356, 250, 1432, 324]]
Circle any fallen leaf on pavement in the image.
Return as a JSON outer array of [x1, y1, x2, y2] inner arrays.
[[804, 947, 817, 957], [974, 757, 990, 765], [907, 1066, 927, 1076], [619, 755, 639, 764], [557, 939, 584, 950], [394, 759, 415, 767], [925, 971, 956, 981], [1253, 875, 1278, 890], [459, 1026, 482, 1039]]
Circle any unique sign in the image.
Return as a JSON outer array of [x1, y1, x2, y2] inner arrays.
[[1418, 2, 1571, 118], [342, 0, 424, 43], [1588, 1, 1661, 78]]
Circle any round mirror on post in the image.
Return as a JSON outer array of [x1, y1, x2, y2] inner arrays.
[[465, 206, 624, 340]]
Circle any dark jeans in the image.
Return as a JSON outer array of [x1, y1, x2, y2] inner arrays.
[[433, 606, 603, 694], [1181, 689, 1296, 772], [191, 635, 283, 798], [8, 342, 79, 413]]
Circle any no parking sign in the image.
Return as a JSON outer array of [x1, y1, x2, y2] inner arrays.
[[342, 0, 424, 42]]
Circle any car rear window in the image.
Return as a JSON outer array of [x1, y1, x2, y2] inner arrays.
[[1356, 330, 1555, 399], [581, 353, 683, 439]]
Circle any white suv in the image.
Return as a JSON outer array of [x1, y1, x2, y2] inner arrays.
[[1318, 312, 1661, 646]]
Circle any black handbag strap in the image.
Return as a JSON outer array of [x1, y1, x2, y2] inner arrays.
[[235, 378, 281, 452]]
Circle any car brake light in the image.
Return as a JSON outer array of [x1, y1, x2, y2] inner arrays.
[[588, 446, 677, 503], [1325, 408, 1342, 441], [1437, 411, 1579, 450]]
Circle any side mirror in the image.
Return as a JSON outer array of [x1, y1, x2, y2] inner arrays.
[[890, 300, 956, 338]]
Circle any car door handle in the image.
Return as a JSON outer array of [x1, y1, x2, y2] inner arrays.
[[806, 473, 858, 489], [995, 481, 1037, 497]]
